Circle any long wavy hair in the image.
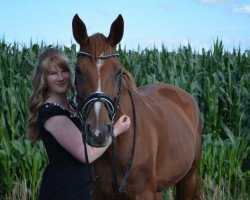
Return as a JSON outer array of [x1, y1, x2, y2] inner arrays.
[[28, 48, 73, 140]]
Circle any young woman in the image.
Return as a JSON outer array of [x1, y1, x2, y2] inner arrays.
[[28, 48, 130, 200]]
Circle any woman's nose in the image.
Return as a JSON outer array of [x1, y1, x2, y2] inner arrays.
[[57, 72, 64, 80]]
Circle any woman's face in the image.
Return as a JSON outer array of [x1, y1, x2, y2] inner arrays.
[[46, 64, 70, 96]]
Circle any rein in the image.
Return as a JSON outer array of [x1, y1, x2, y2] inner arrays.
[[74, 50, 137, 195]]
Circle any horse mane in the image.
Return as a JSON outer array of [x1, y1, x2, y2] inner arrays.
[[122, 69, 137, 91]]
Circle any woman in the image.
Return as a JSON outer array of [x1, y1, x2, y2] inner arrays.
[[28, 48, 130, 200]]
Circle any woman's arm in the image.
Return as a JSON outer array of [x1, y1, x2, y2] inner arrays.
[[44, 115, 130, 163]]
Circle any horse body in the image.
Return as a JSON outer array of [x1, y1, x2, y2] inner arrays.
[[72, 14, 202, 200], [93, 82, 202, 200], [139, 83, 201, 185]]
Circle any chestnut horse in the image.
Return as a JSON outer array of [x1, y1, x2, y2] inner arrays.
[[72, 14, 202, 200]]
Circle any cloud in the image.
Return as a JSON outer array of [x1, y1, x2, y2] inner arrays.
[[231, 4, 250, 15], [198, 0, 232, 5], [198, 0, 250, 17]]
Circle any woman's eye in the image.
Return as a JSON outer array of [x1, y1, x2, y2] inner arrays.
[[62, 70, 69, 74], [49, 71, 57, 75]]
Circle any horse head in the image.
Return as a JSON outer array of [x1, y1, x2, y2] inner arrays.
[[72, 14, 124, 147]]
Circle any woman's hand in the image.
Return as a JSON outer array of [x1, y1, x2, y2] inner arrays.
[[114, 115, 131, 137]]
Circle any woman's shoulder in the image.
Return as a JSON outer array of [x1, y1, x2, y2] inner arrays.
[[38, 102, 69, 120], [38, 102, 81, 132], [39, 102, 79, 120], [39, 102, 68, 112]]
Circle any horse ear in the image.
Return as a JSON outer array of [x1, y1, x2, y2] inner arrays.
[[72, 14, 89, 45], [107, 14, 124, 47]]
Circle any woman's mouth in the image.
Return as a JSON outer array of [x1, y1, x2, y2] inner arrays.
[[56, 82, 67, 87]]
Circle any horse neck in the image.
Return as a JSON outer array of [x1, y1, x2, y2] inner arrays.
[[118, 77, 138, 118]]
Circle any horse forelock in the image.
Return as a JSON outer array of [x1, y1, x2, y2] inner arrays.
[[88, 33, 114, 58]]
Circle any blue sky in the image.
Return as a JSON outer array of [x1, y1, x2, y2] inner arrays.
[[1, 0, 250, 52]]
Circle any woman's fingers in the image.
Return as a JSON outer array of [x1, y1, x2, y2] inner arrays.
[[122, 116, 127, 122], [114, 115, 131, 136]]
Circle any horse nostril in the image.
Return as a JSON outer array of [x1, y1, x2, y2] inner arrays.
[[103, 125, 109, 134], [87, 124, 100, 137], [94, 129, 100, 137], [87, 124, 110, 138], [85, 123, 112, 147]]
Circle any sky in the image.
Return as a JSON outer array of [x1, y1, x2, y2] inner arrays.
[[1, 0, 250, 52]]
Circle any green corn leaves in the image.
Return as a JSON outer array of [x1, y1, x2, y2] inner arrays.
[[1, 40, 249, 199]]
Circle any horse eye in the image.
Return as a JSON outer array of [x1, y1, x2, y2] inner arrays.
[[115, 70, 122, 78], [75, 66, 82, 75]]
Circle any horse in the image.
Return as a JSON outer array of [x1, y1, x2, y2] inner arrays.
[[72, 14, 202, 200]]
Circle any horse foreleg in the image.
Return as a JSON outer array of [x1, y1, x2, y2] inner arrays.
[[134, 191, 164, 200], [154, 192, 164, 200], [175, 169, 202, 200]]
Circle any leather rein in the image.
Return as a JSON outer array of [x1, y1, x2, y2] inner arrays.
[[73, 50, 137, 195]]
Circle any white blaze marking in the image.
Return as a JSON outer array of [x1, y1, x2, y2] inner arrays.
[[94, 58, 104, 122]]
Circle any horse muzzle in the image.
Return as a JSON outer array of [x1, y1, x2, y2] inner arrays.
[[84, 123, 112, 147], [77, 92, 117, 147]]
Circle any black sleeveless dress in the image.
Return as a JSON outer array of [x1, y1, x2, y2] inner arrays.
[[38, 103, 92, 200]]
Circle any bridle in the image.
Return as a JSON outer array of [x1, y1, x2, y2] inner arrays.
[[75, 52, 123, 147], [73, 50, 137, 195]]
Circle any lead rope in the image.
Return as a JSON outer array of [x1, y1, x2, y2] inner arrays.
[[69, 96, 96, 187], [118, 83, 136, 193], [110, 124, 119, 194], [110, 69, 123, 194], [80, 103, 97, 184], [72, 65, 97, 184], [111, 76, 137, 194], [83, 134, 97, 183]]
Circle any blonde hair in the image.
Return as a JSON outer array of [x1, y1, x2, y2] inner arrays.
[[28, 48, 72, 140]]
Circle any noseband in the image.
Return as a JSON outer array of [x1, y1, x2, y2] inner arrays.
[[73, 50, 136, 195]]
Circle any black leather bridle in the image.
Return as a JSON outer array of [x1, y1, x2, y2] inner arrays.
[[75, 52, 123, 147], [73, 50, 137, 195]]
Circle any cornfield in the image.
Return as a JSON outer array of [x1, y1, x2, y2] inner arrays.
[[0, 39, 249, 200]]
